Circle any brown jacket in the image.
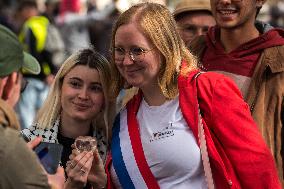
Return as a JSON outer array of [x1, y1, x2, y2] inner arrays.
[[189, 36, 284, 185], [0, 98, 21, 130], [0, 99, 50, 189]]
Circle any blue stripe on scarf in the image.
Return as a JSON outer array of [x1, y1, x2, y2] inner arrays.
[[111, 113, 135, 189]]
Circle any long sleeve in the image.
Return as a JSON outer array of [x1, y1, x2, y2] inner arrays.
[[0, 126, 50, 189], [197, 74, 281, 188]]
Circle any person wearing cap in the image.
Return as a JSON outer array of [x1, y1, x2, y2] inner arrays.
[[0, 24, 64, 189], [189, 0, 284, 186], [173, 0, 215, 47]]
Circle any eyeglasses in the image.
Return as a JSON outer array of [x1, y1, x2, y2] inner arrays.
[[113, 47, 154, 63]]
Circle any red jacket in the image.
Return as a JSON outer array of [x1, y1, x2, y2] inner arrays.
[[106, 70, 280, 189]]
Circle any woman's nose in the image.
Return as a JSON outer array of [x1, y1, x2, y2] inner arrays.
[[78, 88, 89, 99], [122, 53, 135, 66]]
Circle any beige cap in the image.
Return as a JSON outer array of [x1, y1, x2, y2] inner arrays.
[[173, 0, 211, 18]]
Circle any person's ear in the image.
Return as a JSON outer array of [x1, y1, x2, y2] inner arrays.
[[2, 72, 18, 99], [2, 72, 21, 108], [0, 76, 8, 98]]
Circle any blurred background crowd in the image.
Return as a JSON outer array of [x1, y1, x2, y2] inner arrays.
[[0, 0, 284, 130], [1, 0, 284, 66], [1, 0, 283, 65]]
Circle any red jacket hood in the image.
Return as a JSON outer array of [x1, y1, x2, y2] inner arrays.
[[206, 25, 284, 58]]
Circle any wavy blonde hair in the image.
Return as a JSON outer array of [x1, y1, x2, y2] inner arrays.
[[34, 47, 115, 140], [110, 2, 197, 99]]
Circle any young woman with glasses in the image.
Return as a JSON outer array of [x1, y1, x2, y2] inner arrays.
[[101, 2, 280, 189]]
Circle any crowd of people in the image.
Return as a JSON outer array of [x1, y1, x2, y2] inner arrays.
[[0, 0, 283, 188]]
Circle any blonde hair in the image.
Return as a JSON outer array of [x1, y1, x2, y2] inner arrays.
[[110, 2, 197, 99], [34, 47, 115, 140]]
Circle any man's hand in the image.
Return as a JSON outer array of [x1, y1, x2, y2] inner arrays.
[[27, 136, 42, 149], [27, 137, 65, 189]]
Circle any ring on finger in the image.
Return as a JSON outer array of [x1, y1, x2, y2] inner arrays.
[[67, 161, 75, 169], [80, 168, 86, 175]]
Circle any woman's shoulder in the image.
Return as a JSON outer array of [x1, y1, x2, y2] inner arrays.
[[112, 107, 127, 127], [180, 70, 237, 88], [179, 70, 243, 101], [197, 71, 242, 96], [197, 71, 235, 84]]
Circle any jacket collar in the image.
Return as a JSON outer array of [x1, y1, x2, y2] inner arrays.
[[262, 46, 284, 73]]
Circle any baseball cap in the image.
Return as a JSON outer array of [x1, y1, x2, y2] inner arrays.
[[0, 24, 40, 77], [173, 0, 211, 18]]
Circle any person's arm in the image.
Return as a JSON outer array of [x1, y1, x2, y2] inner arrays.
[[27, 136, 65, 189], [1, 128, 50, 189], [198, 74, 281, 188]]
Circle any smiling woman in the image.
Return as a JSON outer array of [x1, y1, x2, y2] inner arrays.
[[61, 65, 104, 124], [105, 2, 281, 189], [21, 47, 116, 189]]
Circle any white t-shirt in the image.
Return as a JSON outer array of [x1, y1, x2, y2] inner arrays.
[[111, 96, 207, 189]]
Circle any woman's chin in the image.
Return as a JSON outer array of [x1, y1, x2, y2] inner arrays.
[[72, 114, 93, 122], [125, 80, 141, 88]]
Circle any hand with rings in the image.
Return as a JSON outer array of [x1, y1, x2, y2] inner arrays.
[[80, 168, 86, 175], [66, 144, 107, 189], [65, 151, 94, 189]]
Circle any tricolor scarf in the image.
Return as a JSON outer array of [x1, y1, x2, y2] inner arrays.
[[111, 92, 160, 189], [109, 70, 200, 189], [107, 69, 282, 189]]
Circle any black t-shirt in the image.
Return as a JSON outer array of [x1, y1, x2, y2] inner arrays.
[[57, 132, 75, 169]]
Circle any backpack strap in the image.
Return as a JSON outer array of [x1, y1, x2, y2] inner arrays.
[[194, 72, 215, 189]]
